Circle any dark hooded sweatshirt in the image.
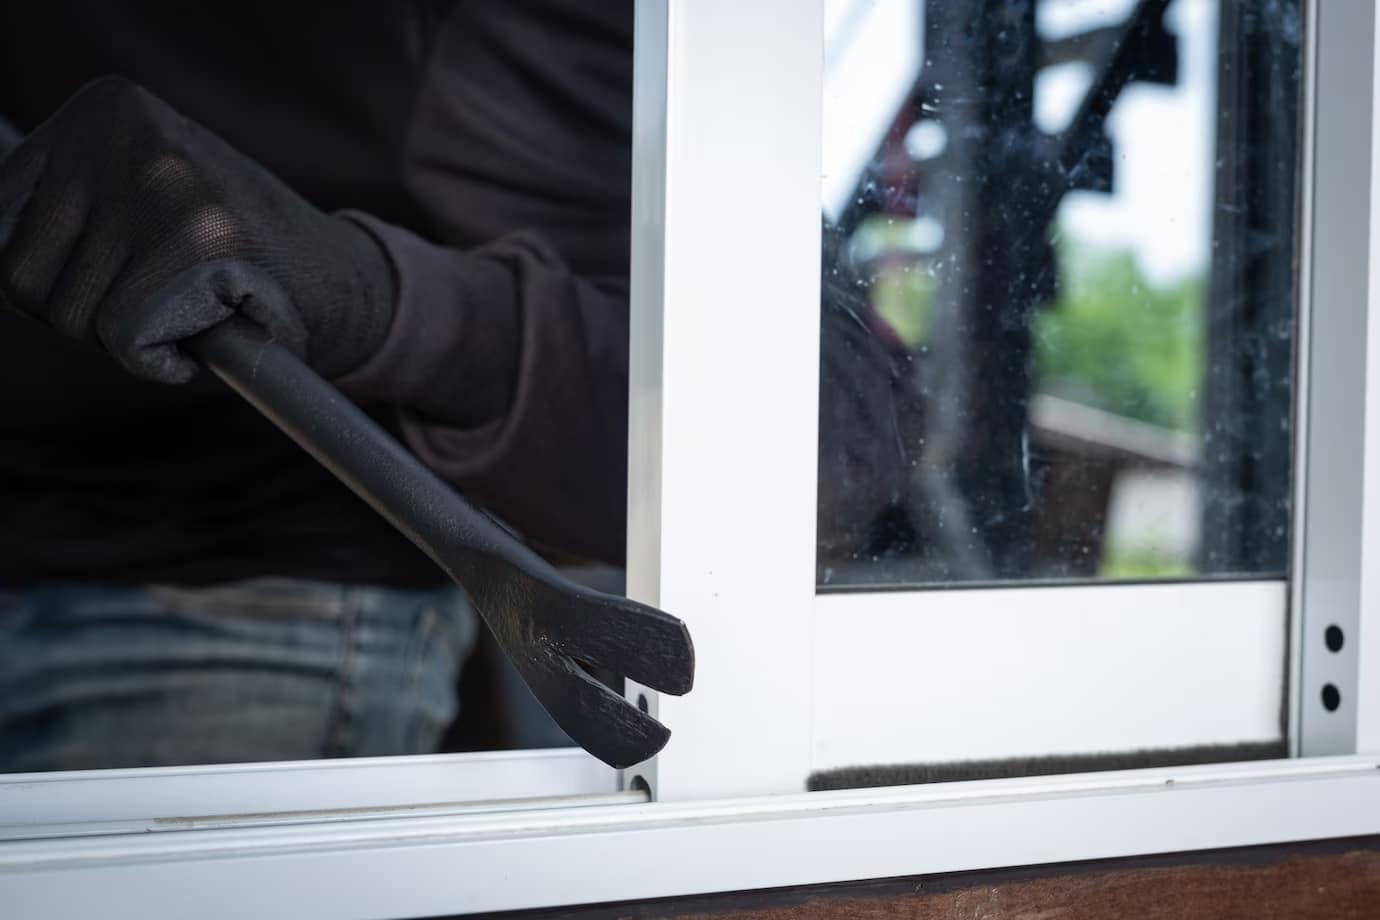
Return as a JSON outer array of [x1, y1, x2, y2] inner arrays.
[[0, 0, 634, 586]]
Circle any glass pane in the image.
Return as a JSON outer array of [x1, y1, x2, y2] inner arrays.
[[0, 6, 631, 771], [818, 0, 1301, 589]]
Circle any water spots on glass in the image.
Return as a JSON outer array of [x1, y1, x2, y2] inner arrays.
[[817, 0, 1299, 588]]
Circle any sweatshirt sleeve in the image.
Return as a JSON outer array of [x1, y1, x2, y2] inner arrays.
[[335, 0, 634, 564]]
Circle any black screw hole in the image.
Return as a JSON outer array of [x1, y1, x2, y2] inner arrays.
[[1322, 683, 1342, 712], [1325, 625, 1345, 653], [637, 693, 649, 713]]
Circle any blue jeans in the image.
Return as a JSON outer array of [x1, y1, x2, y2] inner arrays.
[[0, 579, 477, 772]]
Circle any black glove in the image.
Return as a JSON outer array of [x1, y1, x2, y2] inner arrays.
[[0, 76, 395, 383]]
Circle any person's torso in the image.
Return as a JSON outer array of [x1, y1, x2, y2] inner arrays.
[[0, 0, 449, 586]]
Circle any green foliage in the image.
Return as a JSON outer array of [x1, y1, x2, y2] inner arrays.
[[1034, 244, 1204, 432], [871, 268, 937, 349], [1100, 542, 1195, 579], [853, 216, 939, 350]]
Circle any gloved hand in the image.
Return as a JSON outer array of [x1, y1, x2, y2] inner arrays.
[[0, 76, 395, 382]]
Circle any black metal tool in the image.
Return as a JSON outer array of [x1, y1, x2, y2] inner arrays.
[[186, 319, 694, 769]]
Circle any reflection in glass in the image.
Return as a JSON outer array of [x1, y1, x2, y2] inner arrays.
[[818, 0, 1301, 588]]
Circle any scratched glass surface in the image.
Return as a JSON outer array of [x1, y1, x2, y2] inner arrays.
[[818, 0, 1301, 588]]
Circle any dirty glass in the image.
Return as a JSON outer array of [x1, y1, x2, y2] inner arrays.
[[818, 0, 1301, 588]]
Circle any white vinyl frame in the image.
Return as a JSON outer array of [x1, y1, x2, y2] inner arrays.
[[628, 0, 1380, 796], [5, 1, 1380, 916], [5, 755, 1380, 917], [0, 750, 621, 838]]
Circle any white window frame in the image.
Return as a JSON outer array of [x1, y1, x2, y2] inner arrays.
[[0, 750, 622, 839], [5, 756, 1380, 916], [6, 1, 1380, 916], [629, 0, 1379, 797]]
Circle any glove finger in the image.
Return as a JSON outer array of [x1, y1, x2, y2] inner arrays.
[[0, 145, 46, 259], [98, 258, 304, 385], [231, 262, 309, 360], [42, 202, 132, 349], [0, 154, 90, 326], [96, 259, 243, 383]]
